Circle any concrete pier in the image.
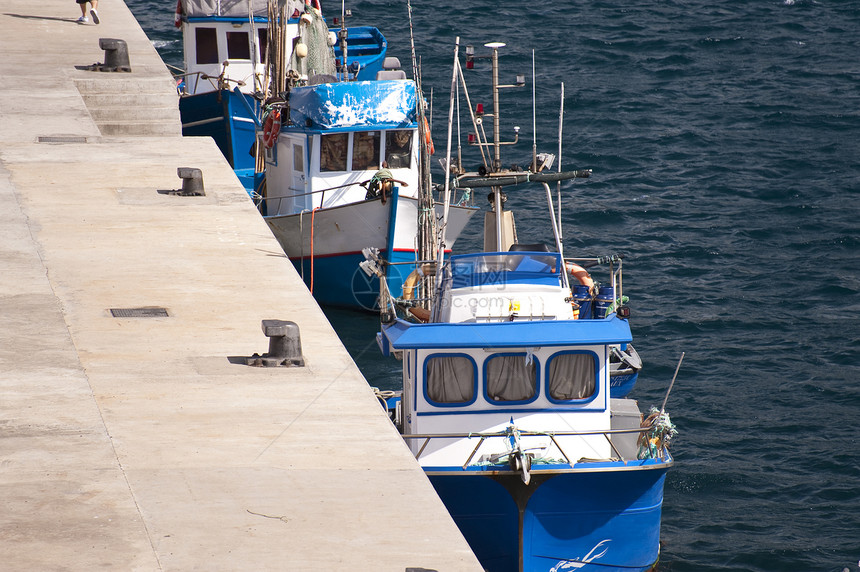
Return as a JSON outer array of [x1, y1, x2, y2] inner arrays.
[[0, 1, 482, 570]]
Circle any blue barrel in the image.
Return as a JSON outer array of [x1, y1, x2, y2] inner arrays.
[[594, 286, 615, 319], [572, 284, 593, 319]]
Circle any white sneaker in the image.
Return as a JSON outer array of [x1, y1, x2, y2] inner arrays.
[[90, 9, 100, 24], [77, 16, 88, 23]]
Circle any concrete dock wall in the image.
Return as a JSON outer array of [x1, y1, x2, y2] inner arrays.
[[0, 1, 482, 569]]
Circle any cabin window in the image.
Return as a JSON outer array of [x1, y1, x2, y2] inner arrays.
[[293, 144, 304, 173], [195, 28, 219, 65], [548, 352, 596, 400], [226, 31, 251, 60], [320, 133, 348, 172], [425, 355, 475, 404], [258, 29, 268, 64], [486, 354, 537, 402], [352, 131, 381, 171], [385, 130, 412, 169]]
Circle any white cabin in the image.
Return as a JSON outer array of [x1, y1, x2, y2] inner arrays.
[[265, 128, 419, 216], [177, 0, 305, 95]]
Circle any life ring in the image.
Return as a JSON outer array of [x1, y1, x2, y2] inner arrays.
[[305, 0, 321, 11], [262, 110, 281, 149], [423, 117, 434, 155], [565, 261, 594, 291]]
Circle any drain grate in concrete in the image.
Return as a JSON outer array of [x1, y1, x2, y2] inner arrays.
[[110, 307, 169, 318], [38, 136, 88, 143]]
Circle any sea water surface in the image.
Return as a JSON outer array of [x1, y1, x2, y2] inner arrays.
[[127, 1, 860, 570]]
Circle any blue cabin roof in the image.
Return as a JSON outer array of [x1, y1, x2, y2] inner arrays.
[[378, 315, 633, 354]]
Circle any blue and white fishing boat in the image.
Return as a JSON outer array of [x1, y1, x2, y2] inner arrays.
[[258, 8, 477, 310], [174, 0, 388, 193], [373, 40, 678, 571]]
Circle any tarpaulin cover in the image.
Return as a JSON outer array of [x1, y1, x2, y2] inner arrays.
[[289, 80, 417, 129], [181, 0, 305, 18]]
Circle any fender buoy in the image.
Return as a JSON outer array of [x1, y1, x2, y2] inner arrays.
[[402, 264, 435, 301], [423, 117, 434, 155], [305, 0, 321, 11], [262, 110, 281, 149], [174, 0, 183, 27], [565, 261, 594, 292], [402, 269, 421, 300]]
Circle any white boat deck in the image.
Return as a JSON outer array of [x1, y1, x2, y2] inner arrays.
[[0, 1, 481, 569]]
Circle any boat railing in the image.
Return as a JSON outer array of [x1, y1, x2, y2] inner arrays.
[[173, 69, 245, 96], [402, 426, 669, 468], [257, 180, 375, 215], [565, 254, 624, 305]]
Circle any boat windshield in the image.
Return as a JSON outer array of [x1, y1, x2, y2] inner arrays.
[[449, 252, 561, 288]]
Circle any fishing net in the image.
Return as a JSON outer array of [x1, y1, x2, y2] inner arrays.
[[289, 8, 337, 79], [637, 407, 678, 460]]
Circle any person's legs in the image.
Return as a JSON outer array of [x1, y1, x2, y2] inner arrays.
[[90, 0, 100, 24], [77, 0, 88, 22]]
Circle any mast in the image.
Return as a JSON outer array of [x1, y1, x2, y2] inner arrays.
[[485, 42, 505, 251], [407, 0, 436, 309], [338, 0, 348, 76], [487, 42, 504, 173]]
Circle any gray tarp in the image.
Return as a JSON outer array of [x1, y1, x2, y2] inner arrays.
[[181, 0, 306, 18]]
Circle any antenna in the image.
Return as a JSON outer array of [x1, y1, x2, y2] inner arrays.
[[661, 352, 685, 413], [435, 37, 461, 309], [247, 0, 259, 93], [531, 49, 537, 172], [557, 82, 564, 239]]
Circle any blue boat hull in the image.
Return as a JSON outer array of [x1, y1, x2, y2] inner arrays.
[[179, 88, 259, 175], [429, 466, 667, 572], [609, 372, 639, 399], [291, 249, 416, 311]]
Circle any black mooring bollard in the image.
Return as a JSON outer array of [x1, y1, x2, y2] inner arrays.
[[245, 320, 305, 367], [176, 167, 205, 196], [98, 38, 131, 72]]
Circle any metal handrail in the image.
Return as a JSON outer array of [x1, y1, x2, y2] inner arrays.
[[258, 181, 364, 202], [402, 426, 650, 439], [402, 426, 667, 467]]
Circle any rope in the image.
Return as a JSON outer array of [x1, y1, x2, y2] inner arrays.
[[371, 387, 397, 411], [309, 207, 318, 293], [455, 188, 472, 206]]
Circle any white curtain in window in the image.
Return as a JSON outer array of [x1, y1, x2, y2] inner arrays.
[[486, 355, 536, 401], [549, 353, 595, 400], [426, 356, 474, 403]]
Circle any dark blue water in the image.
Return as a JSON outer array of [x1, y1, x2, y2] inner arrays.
[[128, 1, 860, 569]]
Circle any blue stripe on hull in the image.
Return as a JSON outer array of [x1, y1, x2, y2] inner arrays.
[[429, 468, 667, 572], [292, 250, 416, 311]]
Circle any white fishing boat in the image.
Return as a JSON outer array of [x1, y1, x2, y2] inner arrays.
[[258, 5, 477, 310], [372, 39, 679, 572], [173, 0, 389, 193]]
